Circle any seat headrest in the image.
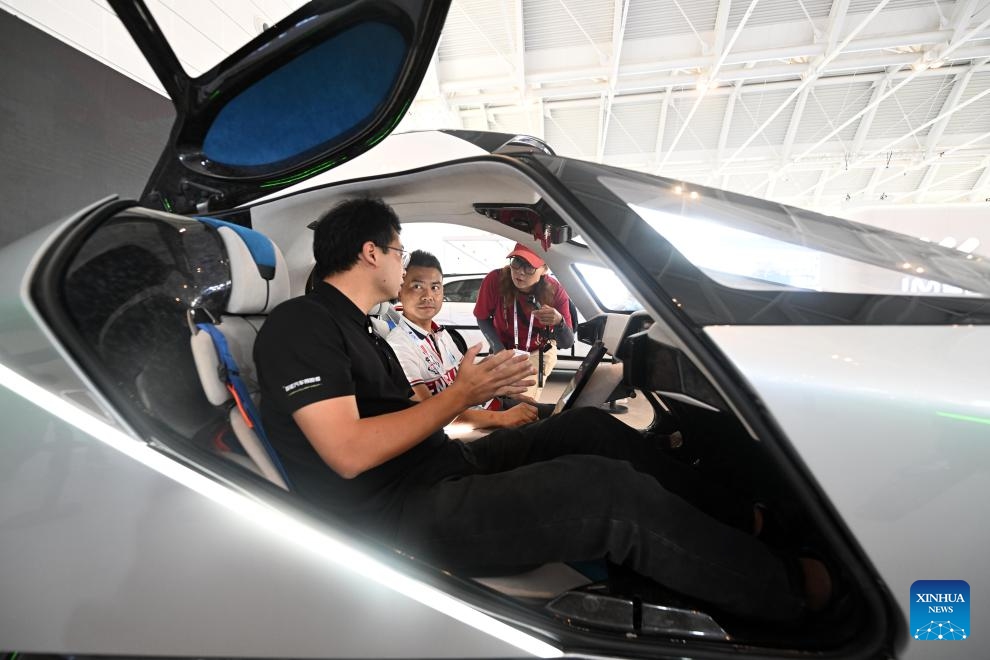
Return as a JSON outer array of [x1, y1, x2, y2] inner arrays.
[[368, 301, 402, 337], [198, 217, 290, 314]]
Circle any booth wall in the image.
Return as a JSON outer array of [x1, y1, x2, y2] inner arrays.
[[0, 9, 173, 247]]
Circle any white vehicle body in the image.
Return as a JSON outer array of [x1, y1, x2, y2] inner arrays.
[[2, 2, 988, 659]]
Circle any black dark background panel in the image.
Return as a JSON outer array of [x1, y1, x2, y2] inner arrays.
[[0, 9, 174, 247]]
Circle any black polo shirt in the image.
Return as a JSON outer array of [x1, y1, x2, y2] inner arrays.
[[255, 282, 449, 518]]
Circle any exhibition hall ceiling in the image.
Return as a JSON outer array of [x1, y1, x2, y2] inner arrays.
[[4, 0, 990, 214]]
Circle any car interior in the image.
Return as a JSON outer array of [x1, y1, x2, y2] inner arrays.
[[48, 157, 877, 654]]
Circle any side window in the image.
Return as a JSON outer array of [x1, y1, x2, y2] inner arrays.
[[573, 263, 643, 312], [400, 222, 515, 274], [461, 277, 483, 303], [443, 278, 483, 303], [60, 211, 231, 437], [443, 280, 466, 302]]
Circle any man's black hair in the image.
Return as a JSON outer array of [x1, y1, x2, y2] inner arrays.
[[407, 249, 443, 276], [312, 198, 401, 279]]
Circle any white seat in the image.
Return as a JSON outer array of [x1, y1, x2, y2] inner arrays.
[[368, 300, 402, 337], [190, 220, 292, 488]]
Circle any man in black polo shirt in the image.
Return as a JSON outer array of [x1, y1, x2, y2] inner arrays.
[[255, 198, 828, 622]]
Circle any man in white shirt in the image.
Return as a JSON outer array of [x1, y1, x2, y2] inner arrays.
[[386, 250, 538, 429]]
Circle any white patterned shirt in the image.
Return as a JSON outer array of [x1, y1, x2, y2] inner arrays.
[[386, 316, 463, 395]]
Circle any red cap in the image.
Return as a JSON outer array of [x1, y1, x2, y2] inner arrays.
[[506, 243, 545, 268]]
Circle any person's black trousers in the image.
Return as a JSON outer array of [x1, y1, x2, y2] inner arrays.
[[389, 407, 804, 621]]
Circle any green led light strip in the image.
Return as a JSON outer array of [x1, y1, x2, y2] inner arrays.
[[366, 100, 411, 147], [259, 155, 347, 188], [936, 411, 990, 426]]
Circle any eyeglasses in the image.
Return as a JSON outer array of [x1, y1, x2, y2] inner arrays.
[[509, 256, 537, 275], [377, 243, 411, 268]]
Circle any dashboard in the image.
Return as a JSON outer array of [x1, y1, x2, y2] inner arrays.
[[571, 312, 726, 414]]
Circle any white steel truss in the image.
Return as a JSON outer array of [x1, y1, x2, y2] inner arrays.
[[27, 0, 988, 215], [398, 0, 990, 213]]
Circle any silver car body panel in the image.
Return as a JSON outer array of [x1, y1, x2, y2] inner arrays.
[[1, 198, 131, 430], [4, 135, 969, 656], [706, 324, 989, 660], [0, 207, 559, 658]]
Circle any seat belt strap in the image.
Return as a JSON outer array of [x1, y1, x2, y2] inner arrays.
[[196, 323, 292, 487]]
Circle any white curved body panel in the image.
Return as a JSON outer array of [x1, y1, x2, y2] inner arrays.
[[0, 207, 553, 659], [706, 324, 990, 659]]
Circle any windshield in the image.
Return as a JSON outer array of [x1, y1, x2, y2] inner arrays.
[[598, 175, 990, 299]]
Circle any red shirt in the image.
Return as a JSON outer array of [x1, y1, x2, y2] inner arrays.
[[472, 270, 572, 351]]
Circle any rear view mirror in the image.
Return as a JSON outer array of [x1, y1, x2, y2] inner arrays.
[[546, 223, 573, 244]]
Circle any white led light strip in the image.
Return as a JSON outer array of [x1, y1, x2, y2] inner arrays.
[[0, 361, 563, 658]]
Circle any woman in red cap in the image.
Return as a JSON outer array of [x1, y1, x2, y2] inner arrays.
[[473, 242, 574, 400]]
